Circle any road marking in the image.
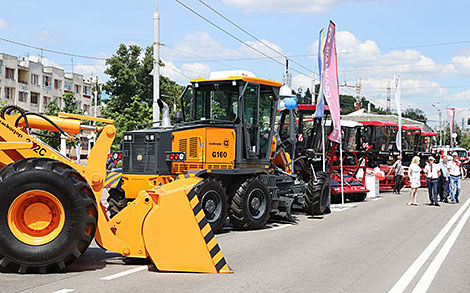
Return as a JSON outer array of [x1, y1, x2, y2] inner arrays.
[[100, 266, 147, 280], [330, 204, 356, 212], [52, 290, 75, 293], [389, 197, 470, 293], [269, 224, 292, 231], [412, 201, 470, 292], [372, 198, 382, 201]]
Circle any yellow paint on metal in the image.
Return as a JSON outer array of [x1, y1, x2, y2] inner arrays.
[[121, 174, 174, 199], [8, 190, 65, 246], [0, 142, 33, 150], [191, 76, 282, 87], [143, 177, 232, 273], [58, 112, 114, 124]]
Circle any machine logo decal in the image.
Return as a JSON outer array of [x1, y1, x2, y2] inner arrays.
[[137, 154, 143, 161], [224, 139, 229, 147]]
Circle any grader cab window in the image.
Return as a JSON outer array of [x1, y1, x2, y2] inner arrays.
[[194, 82, 239, 122]]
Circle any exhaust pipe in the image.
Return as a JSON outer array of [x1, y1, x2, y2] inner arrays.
[[157, 99, 171, 127]]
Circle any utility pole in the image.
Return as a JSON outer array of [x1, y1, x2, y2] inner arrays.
[[153, 0, 161, 123], [386, 81, 391, 114], [354, 78, 362, 110], [282, 58, 292, 88]]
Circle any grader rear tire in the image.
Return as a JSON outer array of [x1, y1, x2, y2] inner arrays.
[[0, 159, 97, 273], [229, 178, 271, 230]]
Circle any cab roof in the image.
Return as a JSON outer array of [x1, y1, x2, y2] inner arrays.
[[190, 76, 283, 87]]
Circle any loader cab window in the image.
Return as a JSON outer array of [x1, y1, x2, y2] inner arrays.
[[194, 82, 239, 122], [180, 85, 193, 121], [259, 86, 275, 158], [243, 85, 259, 158]]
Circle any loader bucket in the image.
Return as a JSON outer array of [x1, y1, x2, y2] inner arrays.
[[142, 177, 233, 273]]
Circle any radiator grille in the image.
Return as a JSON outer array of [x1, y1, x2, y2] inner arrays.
[[179, 138, 187, 153], [189, 137, 198, 158], [122, 133, 156, 173]]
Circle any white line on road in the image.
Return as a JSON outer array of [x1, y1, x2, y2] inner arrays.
[[372, 198, 382, 201], [100, 266, 147, 281], [412, 201, 470, 292], [269, 224, 292, 231], [389, 197, 470, 293], [52, 290, 75, 293]]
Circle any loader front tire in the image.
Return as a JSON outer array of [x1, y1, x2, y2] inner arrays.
[[0, 159, 97, 273], [229, 178, 271, 230], [195, 178, 228, 234], [304, 171, 331, 215]]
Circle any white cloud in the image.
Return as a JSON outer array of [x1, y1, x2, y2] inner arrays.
[[34, 30, 51, 42], [181, 63, 211, 79], [161, 60, 189, 84], [292, 74, 314, 92], [0, 18, 7, 30], [27, 55, 62, 69], [222, 0, 378, 14], [452, 51, 470, 77], [74, 60, 106, 79]]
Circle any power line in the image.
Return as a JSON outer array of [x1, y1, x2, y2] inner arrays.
[[174, 0, 310, 76], [197, 0, 312, 74], [0, 37, 107, 60]]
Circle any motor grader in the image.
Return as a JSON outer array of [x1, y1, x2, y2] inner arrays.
[[0, 105, 231, 274], [108, 74, 330, 233]]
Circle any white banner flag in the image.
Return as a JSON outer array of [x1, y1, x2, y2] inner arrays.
[[394, 75, 402, 152]]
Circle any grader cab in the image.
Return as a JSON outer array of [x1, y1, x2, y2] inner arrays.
[[0, 105, 231, 274]]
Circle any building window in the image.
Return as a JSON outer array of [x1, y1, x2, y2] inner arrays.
[[5, 68, 14, 80], [18, 91, 28, 103], [43, 96, 51, 105], [54, 79, 62, 90], [75, 84, 81, 94], [31, 92, 39, 104], [76, 101, 82, 110], [83, 85, 91, 96], [5, 87, 15, 100], [64, 81, 73, 92], [31, 74, 39, 85], [83, 104, 90, 114], [43, 75, 52, 88]]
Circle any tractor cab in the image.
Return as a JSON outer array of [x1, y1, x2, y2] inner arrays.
[[356, 121, 398, 166]]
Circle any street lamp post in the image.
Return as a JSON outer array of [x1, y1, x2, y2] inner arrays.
[[432, 103, 445, 147], [153, 0, 161, 123]]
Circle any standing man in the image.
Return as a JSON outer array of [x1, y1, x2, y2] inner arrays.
[[387, 155, 404, 194], [437, 155, 450, 203], [423, 156, 440, 206], [449, 152, 464, 203]]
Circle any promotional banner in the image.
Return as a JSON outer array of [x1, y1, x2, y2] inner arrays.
[[447, 108, 455, 146], [394, 75, 402, 152], [322, 21, 341, 143], [314, 28, 325, 118]]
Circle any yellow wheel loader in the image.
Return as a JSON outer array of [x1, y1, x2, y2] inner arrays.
[[108, 73, 330, 233], [0, 105, 231, 274]]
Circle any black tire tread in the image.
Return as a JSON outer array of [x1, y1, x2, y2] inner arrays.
[[304, 171, 330, 215], [194, 178, 228, 234], [0, 158, 97, 274], [229, 177, 271, 230]]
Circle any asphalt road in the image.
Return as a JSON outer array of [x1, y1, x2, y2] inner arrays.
[[2, 181, 470, 293]]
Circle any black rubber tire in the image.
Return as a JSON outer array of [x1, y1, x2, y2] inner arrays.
[[304, 171, 331, 215], [350, 193, 367, 202], [0, 158, 97, 273], [195, 178, 228, 234], [107, 181, 130, 218], [229, 178, 271, 230]]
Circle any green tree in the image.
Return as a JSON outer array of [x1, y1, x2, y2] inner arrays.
[[103, 43, 183, 148], [403, 108, 427, 123]]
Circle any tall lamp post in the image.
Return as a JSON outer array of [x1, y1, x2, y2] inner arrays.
[[153, 0, 161, 123], [431, 103, 442, 146]]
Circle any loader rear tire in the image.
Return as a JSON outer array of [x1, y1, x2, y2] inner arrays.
[[0, 158, 97, 273], [195, 178, 228, 234], [304, 172, 331, 215], [229, 178, 271, 230], [107, 184, 130, 218], [351, 193, 367, 202]]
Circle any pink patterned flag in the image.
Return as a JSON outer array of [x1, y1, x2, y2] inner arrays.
[[447, 108, 455, 146], [322, 21, 341, 143]]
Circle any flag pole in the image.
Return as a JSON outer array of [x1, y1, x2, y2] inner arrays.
[[322, 118, 326, 172], [340, 141, 344, 207]]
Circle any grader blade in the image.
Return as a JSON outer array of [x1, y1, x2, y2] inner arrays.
[[142, 177, 233, 273]]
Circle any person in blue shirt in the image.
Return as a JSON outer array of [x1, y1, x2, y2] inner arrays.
[[437, 155, 450, 203]]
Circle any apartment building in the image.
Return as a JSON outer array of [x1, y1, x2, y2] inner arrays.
[[0, 53, 94, 115]]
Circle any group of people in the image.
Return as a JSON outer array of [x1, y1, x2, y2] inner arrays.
[[387, 153, 465, 206]]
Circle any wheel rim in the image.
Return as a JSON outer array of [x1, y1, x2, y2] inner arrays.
[[201, 190, 222, 223], [8, 190, 65, 246], [247, 188, 266, 220]]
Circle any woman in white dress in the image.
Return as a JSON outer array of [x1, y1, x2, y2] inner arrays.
[[408, 156, 422, 206]]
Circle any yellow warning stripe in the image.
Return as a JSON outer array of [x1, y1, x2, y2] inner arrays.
[[186, 187, 231, 273]]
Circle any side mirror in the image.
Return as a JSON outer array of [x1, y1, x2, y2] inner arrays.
[[173, 111, 184, 123]]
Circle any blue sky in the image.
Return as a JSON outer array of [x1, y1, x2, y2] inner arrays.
[[1, 0, 470, 128]]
